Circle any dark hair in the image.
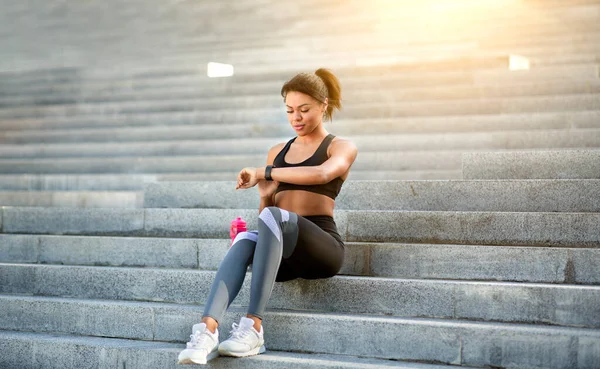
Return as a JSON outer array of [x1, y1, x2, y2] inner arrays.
[[280, 68, 342, 122]]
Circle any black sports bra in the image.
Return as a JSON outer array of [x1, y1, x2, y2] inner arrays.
[[272, 134, 344, 200]]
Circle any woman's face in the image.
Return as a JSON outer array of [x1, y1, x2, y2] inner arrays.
[[285, 91, 327, 136]]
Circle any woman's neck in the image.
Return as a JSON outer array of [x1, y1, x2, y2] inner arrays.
[[295, 125, 328, 145]]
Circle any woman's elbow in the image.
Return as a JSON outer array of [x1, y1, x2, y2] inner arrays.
[[317, 167, 335, 184]]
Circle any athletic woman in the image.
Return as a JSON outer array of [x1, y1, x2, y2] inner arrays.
[[178, 68, 358, 365]]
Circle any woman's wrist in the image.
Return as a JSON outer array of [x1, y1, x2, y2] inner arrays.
[[256, 167, 266, 180]]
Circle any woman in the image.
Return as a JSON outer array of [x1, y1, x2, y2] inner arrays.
[[178, 68, 358, 365]]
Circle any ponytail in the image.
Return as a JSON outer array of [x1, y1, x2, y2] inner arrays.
[[314, 68, 342, 122]]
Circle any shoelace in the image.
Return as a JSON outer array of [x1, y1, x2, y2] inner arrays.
[[186, 331, 208, 349], [229, 322, 253, 340]]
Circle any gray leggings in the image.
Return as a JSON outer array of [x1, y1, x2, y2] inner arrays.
[[202, 206, 344, 323]]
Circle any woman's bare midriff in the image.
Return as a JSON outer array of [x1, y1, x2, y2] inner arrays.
[[274, 190, 335, 217]]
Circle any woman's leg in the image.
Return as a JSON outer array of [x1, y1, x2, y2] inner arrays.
[[218, 206, 299, 357], [201, 231, 258, 330], [246, 206, 299, 324], [282, 215, 345, 280], [179, 231, 258, 364]]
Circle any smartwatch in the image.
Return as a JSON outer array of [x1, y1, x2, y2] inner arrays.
[[265, 165, 274, 181]]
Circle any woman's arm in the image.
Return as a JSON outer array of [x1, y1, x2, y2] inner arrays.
[[237, 139, 358, 189], [255, 143, 285, 213], [259, 194, 275, 213]]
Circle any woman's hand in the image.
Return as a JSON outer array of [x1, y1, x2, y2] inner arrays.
[[257, 179, 279, 199], [236, 167, 259, 190]]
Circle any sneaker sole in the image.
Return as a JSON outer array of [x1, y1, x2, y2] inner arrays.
[[218, 344, 266, 358], [177, 350, 219, 365]]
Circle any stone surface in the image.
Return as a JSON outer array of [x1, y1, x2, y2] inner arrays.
[[346, 211, 600, 247], [368, 243, 571, 282], [2, 264, 599, 327], [38, 235, 201, 268], [0, 173, 158, 191], [143, 208, 259, 238], [10, 79, 600, 105], [0, 86, 600, 121], [0, 330, 455, 369], [463, 150, 600, 179], [0, 151, 463, 174], [6, 129, 600, 159], [0, 295, 154, 340], [146, 179, 600, 212], [2, 111, 599, 140], [1, 207, 145, 235], [572, 249, 600, 284], [453, 282, 600, 327], [0, 190, 143, 208], [144, 182, 259, 209], [1, 296, 598, 367], [3, 208, 599, 246], [579, 336, 600, 369], [0, 94, 598, 122], [0, 234, 38, 263], [2, 234, 598, 284], [459, 324, 580, 369]]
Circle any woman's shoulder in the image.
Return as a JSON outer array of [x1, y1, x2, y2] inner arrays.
[[266, 141, 289, 164], [269, 141, 288, 154], [328, 136, 357, 156]]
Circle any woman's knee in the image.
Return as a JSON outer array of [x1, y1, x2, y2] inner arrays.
[[231, 231, 258, 246], [259, 206, 279, 219], [224, 232, 257, 264], [260, 206, 292, 224]]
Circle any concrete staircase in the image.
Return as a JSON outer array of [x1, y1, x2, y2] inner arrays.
[[1, 159, 600, 368], [1, 0, 600, 367]]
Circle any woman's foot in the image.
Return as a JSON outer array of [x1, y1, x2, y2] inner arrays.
[[218, 317, 266, 357], [177, 323, 219, 365]]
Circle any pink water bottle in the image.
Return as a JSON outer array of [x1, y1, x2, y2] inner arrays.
[[230, 217, 247, 246]]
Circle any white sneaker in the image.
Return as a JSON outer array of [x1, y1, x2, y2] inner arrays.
[[218, 317, 266, 357], [177, 323, 219, 365]]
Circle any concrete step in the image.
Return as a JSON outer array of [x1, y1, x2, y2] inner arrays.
[[1, 234, 598, 283], [2, 268, 600, 327], [2, 129, 600, 158], [102, 45, 600, 78], [104, 40, 600, 76], [0, 151, 463, 174], [4, 3, 596, 43], [2, 110, 599, 141], [0, 294, 597, 368], [0, 331, 455, 369], [2, 3, 598, 71], [144, 179, 600, 212], [171, 26, 600, 56], [1, 62, 597, 100], [0, 174, 158, 191], [463, 150, 600, 179], [4, 44, 599, 80], [349, 170, 463, 180], [2, 78, 599, 113], [0, 39, 588, 84], [0, 94, 598, 125], [4, 29, 600, 76], [0, 190, 142, 208], [6, 177, 600, 212], [3, 3, 596, 56], [0, 171, 463, 192], [2, 0, 596, 41], [2, 207, 599, 247]]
